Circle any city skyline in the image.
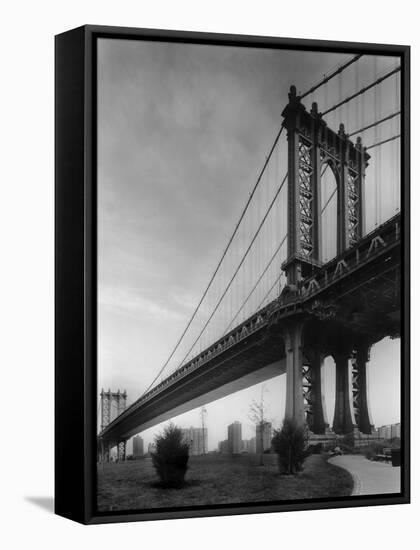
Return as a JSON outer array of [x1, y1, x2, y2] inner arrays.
[[115, 414, 403, 457]]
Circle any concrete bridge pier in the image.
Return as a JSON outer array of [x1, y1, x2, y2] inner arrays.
[[284, 322, 305, 427]]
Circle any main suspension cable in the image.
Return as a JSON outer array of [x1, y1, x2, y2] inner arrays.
[[256, 272, 283, 310], [300, 55, 363, 100], [366, 134, 401, 150], [176, 172, 288, 370], [321, 188, 337, 214], [348, 110, 400, 137], [223, 232, 288, 334], [321, 66, 401, 117]]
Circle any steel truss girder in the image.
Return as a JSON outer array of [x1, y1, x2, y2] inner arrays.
[[350, 346, 374, 434], [298, 138, 314, 259], [301, 346, 329, 435]]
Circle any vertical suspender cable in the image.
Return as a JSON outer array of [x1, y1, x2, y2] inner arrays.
[[374, 58, 379, 226], [338, 69, 343, 131], [378, 70, 382, 223], [275, 146, 278, 301], [356, 58, 361, 133], [395, 66, 400, 212], [139, 126, 285, 396], [345, 65, 350, 129]]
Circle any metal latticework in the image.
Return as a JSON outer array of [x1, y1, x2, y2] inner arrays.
[[350, 346, 373, 434], [350, 351, 361, 426], [298, 138, 314, 259], [302, 357, 315, 428], [347, 169, 360, 247], [101, 391, 111, 431]]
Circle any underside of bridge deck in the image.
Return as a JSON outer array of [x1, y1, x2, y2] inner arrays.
[[100, 330, 286, 448]]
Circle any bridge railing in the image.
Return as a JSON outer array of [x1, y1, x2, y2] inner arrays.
[[299, 213, 400, 300], [99, 302, 274, 437]]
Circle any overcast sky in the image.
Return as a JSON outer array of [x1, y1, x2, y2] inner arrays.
[[97, 39, 401, 452]]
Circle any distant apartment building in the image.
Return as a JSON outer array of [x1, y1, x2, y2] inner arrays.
[[133, 435, 144, 458], [218, 439, 229, 454], [256, 421, 272, 453], [243, 437, 257, 453], [391, 423, 401, 439], [379, 425, 392, 439], [378, 422, 401, 440], [181, 427, 208, 455], [227, 421, 242, 454]]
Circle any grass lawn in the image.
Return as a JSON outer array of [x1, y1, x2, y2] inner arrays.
[[97, 453, 353, 511]]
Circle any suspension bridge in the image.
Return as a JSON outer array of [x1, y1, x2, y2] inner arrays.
[[98, 54, 402, 461]]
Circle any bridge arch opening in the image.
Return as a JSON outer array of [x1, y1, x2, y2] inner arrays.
[[322, 355, 335, 425], [367, 336, 400, 430], [320, 161, 338, 263]]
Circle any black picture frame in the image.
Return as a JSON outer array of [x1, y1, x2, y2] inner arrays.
[[55, 24, 410, 525]]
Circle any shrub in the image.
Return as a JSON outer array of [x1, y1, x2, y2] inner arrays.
[[271, 418, 308, 475], [343, 433, 355, 448], [307, 442, 323, 455], [390, 437, 401, 449], [362, 442, 386, 461], [151, 423, 189, 487], [339, 443, 356, 454], [325, 442, 337, 453]]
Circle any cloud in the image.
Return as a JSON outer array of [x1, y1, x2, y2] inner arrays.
[[99, 284, 186, 322]]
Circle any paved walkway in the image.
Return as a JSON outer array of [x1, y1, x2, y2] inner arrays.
[[328, 454, 400, 496]]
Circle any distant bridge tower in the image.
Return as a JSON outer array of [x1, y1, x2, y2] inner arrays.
[[100, 388, 127, 430], [280, 86, 373, 437], [99, 389, 127, 462]]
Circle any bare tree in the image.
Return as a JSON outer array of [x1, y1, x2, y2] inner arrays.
[[249, 385, 270, 466]]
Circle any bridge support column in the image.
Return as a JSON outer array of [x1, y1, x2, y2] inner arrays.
[[284, 322, 305, 427], [303, 349, 329, 434], [352, 343, 374, 434], [117, 440, 126, 462], [333, 351, 356, 434]]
